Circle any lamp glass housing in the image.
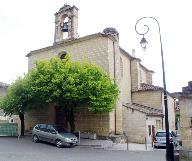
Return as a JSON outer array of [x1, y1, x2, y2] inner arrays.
[[140, 37, 148, 50]]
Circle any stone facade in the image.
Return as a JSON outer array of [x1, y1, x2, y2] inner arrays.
[[131, 59, 154, 91], [174, 81, 192, 150], [25, 104, 56, 131], [74, 106, 110, 136], [180, 98, 192, 150], [132, 90, 162, 110]]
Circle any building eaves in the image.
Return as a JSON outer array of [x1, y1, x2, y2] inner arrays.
[[123, 103, 163, 117]]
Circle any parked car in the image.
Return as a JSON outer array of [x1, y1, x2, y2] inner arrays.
[[153, 130, 179, 148], [32, 124, 78, 147]]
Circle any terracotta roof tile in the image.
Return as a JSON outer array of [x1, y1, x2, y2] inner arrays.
[[123, 103, 163, 116], [139, 83, 163, 91], [132, 83, 174, 97]]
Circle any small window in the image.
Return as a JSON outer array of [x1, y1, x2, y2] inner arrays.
[[59, 51, 67, 60], [190, 117, 192, 128]]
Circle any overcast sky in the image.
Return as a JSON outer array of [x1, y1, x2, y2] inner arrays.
[[0, 0, 192, 92]]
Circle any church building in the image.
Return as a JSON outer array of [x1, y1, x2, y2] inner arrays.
[[25, 4, 176, 143]]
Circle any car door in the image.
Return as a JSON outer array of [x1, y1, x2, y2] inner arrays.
[[47, 125, 57, 143], [37, 124, 47, 141], [39, 124, 50, 142]]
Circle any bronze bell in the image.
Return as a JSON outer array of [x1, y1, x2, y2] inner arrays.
[[61, 22, 68, 32]]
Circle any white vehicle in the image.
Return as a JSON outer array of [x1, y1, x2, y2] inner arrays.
[[153, 130, 179, 148]]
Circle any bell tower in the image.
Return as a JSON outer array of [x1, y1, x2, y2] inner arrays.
[[54, 4, 79, 43]]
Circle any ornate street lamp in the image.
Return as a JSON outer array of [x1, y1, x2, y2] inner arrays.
[[135, 17, 173, 161]]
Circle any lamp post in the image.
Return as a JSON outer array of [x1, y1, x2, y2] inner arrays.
[[135, 17, 172, 161]]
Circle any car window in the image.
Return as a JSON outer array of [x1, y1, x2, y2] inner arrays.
[[156, 132, 172, 137], [39, 124, 48, 132], [156, 132, 166, 137], [53, 125, 67, 133], [47, 125, 56, 133]]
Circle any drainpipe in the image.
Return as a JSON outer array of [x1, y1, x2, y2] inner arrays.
[[113, 41, 117, 135]]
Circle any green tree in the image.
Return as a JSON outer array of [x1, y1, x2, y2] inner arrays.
[[0, 77, 32, 136], [28, 56, 119, 131]]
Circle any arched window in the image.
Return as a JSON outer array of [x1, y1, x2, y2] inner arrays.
[[120, 57, 123, 78]]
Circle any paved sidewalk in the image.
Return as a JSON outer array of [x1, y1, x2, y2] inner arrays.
[[78, 138, 154, 151], [109, 143, 154, 151], [78, 138, 113, 149]]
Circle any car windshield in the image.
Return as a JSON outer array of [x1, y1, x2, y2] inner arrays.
[[53, 126, 68, 133], [156, 132, 172, 137]]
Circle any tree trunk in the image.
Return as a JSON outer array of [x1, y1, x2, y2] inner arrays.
[[66, 108, 75, 132], [19, 112, 25, 136], [69, 108, 75, 132]]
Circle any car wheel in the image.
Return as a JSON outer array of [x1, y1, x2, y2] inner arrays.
[[55, 140, 62, 148], [33, 135, 39, 143]]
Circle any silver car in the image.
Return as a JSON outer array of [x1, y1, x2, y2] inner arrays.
[[153, 130, 179, 148], [32, 124, 78, 147]]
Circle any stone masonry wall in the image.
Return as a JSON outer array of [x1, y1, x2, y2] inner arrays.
[[25, 104, 56, 131], [180, 98, 192, 150], [132, 91, 162, 109], [139, 65, 153, 85], [131, 60, 139, 91], [140, 67, 147, 84], [119, 53, 132, 104], [74, 106, 109, 136], [25, 105, 110, 136], [28, 36, 109, 73], [167, 95, 176, 130], [123, 106, 146, 143]]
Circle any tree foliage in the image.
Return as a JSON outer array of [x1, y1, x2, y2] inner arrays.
[[28, 56, 119, 113]]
